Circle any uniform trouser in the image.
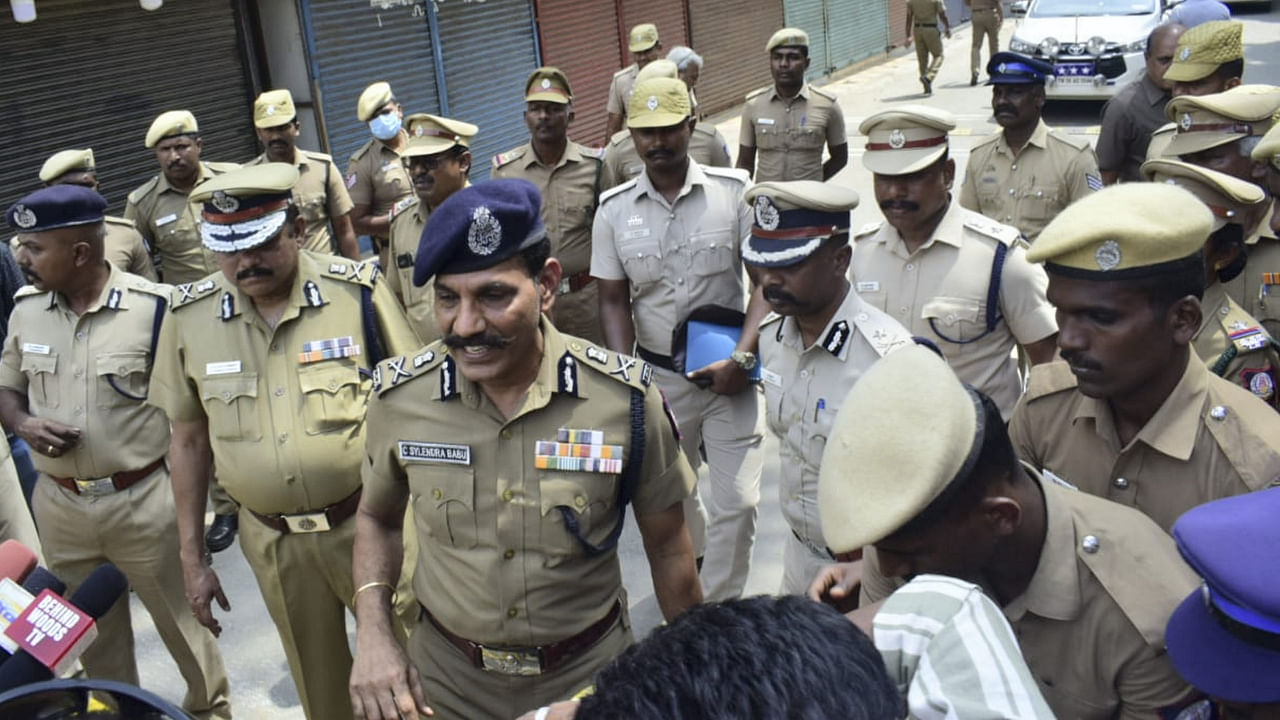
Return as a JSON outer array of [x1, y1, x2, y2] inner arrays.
[[654, 366, 763, 601], [0, 444, 41, 560], [208, 477, 238, 517], [915, 27, 945, 82], [780, 530, 835, 596], [971, 9, 1002, 74], [550, 281, 605, 347], [412, 605, 632, 720], [237, 504, 418, 720], [32, 468, 230, 720]]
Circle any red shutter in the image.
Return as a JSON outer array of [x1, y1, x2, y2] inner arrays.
[[534, 0, 624, 147], [686, 0, 784, 117]]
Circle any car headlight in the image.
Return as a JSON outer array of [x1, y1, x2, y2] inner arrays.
[[1121, 38, 1146, 53], [1010, 37, 1035, 53], [1086, 36, 1107, 55], [1039, 37, 1060, 58]]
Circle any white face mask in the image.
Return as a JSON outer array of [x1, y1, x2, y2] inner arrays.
[[369, 112, 402, 141]]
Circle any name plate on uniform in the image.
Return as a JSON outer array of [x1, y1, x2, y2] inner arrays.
[[156, 214, 178, 226], [20, 343, 50, 355], [757, 118, 775, 125], [398, 441, 471, 465], [205, 361, 242, 375]]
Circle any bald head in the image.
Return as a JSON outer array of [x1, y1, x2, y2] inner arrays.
[[1147, 23, 1186, 91]]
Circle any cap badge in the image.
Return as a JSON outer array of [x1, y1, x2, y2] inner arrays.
[[1179, 46, 1192, 61], [541, 78, 552, 89], [997, 62, 1007, 74], [266, 105, 276, 116], [1179, 113, 1193, 132], [413, 125, 426, 137], [754, 196, 780, 230], [467, 205, 502, 256], [11, 205, 36, 230], [888, 129, 907, 150], [1095, 239, 1122, 271], [646, 96, 659, 111], [210, 191, 240, 214]]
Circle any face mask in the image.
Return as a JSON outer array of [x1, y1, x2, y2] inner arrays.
[[369, 113, 402, 141]]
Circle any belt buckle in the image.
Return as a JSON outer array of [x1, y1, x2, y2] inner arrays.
[[283, 512, 331, 533], [480, 646, 542, 676], [74, 477, 116, 496], [556, 277, 572, 296]]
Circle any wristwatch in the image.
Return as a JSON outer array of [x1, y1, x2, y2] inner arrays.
[[730, 350, 757, 371]]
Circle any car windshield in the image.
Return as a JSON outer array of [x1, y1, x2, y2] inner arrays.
[[1028, 0, 1156, 16]]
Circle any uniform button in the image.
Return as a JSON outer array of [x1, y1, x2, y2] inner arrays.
[[899, 307, 909, 315], [278, 433, 288, 445], [285, 475, 296, 484], [677, 277, 685, 285], [905, 263, 915, 271], [507, 608, 518, 619], [117, 365, 127, 374], [799, 370, 809, 378], [432, 488, 443, 500], [1219, 306, 1230, 316], [946, 314, 956, 323], [1081, 535, 1100, 554], [1113, 477, 1129, 489], [73, 368, 83, 378], [1034, 190, 1043, 198], [222, 391, 232, 401], [270, 343, 279, 352], [503, 549, 515, 560], [501, 429, 512, 440], [502, 489, 513, 502], [328, 380, 339, 391], [275, 387, 285, 397], [1210, 405, 1228, 421], [668, 213, 676, 220], [73, 407, 83, 416], [1008, 189, 1015, 196], [574, 495, 587, 509], [570, 342, 582, 351], [75, 331, 86, 340], [1011, 163, 1018, 171]]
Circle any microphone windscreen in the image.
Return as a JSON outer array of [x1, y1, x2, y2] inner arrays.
[[67, 564, 128, 619], [0, 543, 37, 586], [18, 569, 64, 598]]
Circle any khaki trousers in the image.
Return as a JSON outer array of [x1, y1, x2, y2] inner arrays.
[[779, 529, 834, 596], [971, 8, 1002, 74], [33, 469, 231, 719], [915, 26, 945, 81]]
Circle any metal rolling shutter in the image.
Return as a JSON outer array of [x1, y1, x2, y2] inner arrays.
[[783, 0, 830, 81], [303, 1, 442, 172], [618, 0, 689, 60], [825, 0, 890, 72], [0, 0, 256, 214], [435, 0, 541, 183], [534, 0, 623, 147], [686, 0, 784, 116]]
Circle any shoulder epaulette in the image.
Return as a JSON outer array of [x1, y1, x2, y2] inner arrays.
[[810, 85, 838, 102], [1023, 360, 1079, 401], [303, 150, 334, 164], [491, 146, 526, 170], [1047, 128, 1093, 151], [598, 178, 639, 206], [576, 143, 606, 161], [853, 221, 883, 240], [701, 166, 750, 185], [962, 214, 1020, 247], [608, 130, 631, 147], [203, 161, 240, 175], [970, 132, 1000, 150], [126, 176, 161, 206], [123, 275, 170, 299], [759, 312, 783, 329], [744, 86, 769, 101], [373, 341, 447, 396], [349, 138, 375, 163], [169, 278, 221, 310], [612, 65, 634, 80], [322, 258, 379, 288], [13, 285, 45, 302], [1219, 303, 1272, 355], [562, 337, 654, 392], [103, 215, 136, 229]]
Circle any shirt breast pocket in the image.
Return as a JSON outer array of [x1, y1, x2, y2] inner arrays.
[[756, 123, 784, 150], [539, 473, 617, 564], [297, 192, 327, 223], [200, 374, 262, 442], [408, 464, 478, 549], [922, 297, 987, 344], [618, 237, 664, 289], [557, 191, 595, 227], [807, 406, 839, 465], [297, 362, 365, 435], [787, 126, 825, 150], [689, 229, 736, 277], [95, 351, 150, 408], [1020, 186, 1062, 222], [20, 353, 58, 410]]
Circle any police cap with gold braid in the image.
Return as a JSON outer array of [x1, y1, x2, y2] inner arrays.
[[742, 181, 858, 268], [189, 163, 300, 253]]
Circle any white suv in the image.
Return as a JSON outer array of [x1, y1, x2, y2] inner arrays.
[[1008, 0, 1171, 99]]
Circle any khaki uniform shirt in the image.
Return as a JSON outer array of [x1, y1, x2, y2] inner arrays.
[[738, 84, 847, 182], [361, 321, 695, 645], [1097, 72, 1171, 183], [1009, 356, 1280, 532], [850, 204, 1058, 418], [344, 135, 412, 244], [103, 217, 157, 281], [1195, 281, 1280, 409], [490, 141, 604, 277], [606, 64, 640, 119], [246, 149, 354, 255], [863, 473, 1201, 720], [124, 161, 237, 285], [147, 252, 421, 514], [968, 0, 1001, 9], [759, 288, 913, 547], [1226, 207, 1280, 338], [591, 163, 752, 355], [384, 199, 441, 344], [601, 126, 733, 189], [907, 0, 945, 23], [960, 118, 1102, 242], [0, 264, 170, 477]]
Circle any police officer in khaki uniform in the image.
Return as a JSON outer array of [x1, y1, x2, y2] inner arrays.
[[246, 89, 359, 260], [1256, 126, 1280, 314], [853, 105, 1059, 419], [966, 0, 1002, 86], [147, 164, 421, 720], [1143, 159, 1280, 409], [491, 68, 607, 345], [905, 0, 952, 95], [744, 181, 913, 594], [1009, 183, 1280, 533], [0, 185, 230, 719], [601, 60, 732, 189], [961, 53, 1102, 242], [384, 113, 477, 342], [349, 180, 701, 720], [809, 345, 1203, 719], [605, 23, 663, 139], [1163, 20, 1245, 98], [737, 29, 848, 182], [345, 82, 413, 268], [38, 149, 156, 280], [594, 77, 767, 602], [1165, 85, 1280, 339]]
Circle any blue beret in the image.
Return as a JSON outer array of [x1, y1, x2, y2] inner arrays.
[[986, 52, 1054, 85], [6, 185, 107, 233], [413, 179, 547, 286], [1166, 487, 1280, 703]]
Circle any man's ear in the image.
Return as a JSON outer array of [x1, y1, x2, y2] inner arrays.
[[1168, 295, 1202, 346], [538, 257, 563, 314], [981, 495, 1022, 537]]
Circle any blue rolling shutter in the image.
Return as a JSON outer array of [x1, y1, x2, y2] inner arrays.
[[783, 0, 830, 82], [824, 0, 890, 72]]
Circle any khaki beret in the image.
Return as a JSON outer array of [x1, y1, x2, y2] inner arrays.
[[636, 59, 679, 84], [1164, 20, 1243, 83], [1165, 85, 1280, 157], [39, 149, 95, 183], [144, 110, 198, 149], [1253, 122, 1280, 171], [254, 89, 297, 129], [525, 67, 573, 104], [629, 23, 659, 53], [1028, 183, 1213, 277], [357, 82, 394, 122], [819, 344, 983, 554], [767, 27, 809, 53], [742, 181, 858, 268], [189, 163, 300, 253], [402, 113, 478, 157], [859, 105, 955, 176], [628, 77, 691, 129], [1141, 159, 1264, 230]]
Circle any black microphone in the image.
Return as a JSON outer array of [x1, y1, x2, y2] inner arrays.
[[0, 563, 127, 691]]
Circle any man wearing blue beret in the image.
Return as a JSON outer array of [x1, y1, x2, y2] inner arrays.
[[351, 178, 702, 720], [960, 51, 1102, 242]]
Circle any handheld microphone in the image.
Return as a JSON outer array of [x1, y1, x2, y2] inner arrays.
[[0, 563, 127, 690], [0, 569, 67, 664], [0, 542, 37, 585]]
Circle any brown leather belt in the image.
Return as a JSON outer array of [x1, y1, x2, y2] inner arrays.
[[423, 601, 622, 676], [557, 270, 595, 296], [246, 487, 362, 534], [50, 457, 165, 495]]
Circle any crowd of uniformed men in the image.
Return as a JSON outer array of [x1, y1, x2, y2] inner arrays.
[[2, 6, 1280, 720]]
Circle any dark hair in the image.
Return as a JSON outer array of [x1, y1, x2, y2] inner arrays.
[[519, 237, 551, 278], [1127, 253, 1207, 313], [1215, 58, 1245, 82], [1208, 223, 1246, 283], [772, 45, 809, 58], [576, 596, 901, 720]]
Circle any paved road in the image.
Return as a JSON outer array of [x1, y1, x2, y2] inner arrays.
[[131, 6, 1280, 715]]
